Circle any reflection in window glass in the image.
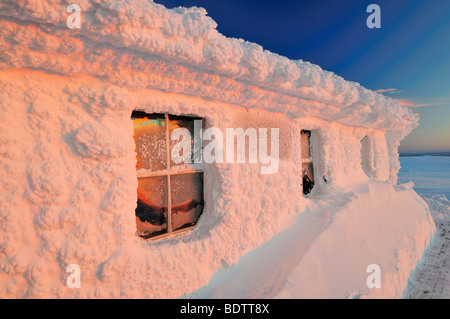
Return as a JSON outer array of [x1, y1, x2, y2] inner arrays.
[[168, 115, 197, 167], [132, 112, 167, 171], [132, 111, 204, 240], [171, 172, 204, 231], [135, 176, 168, 238], [302, 162, 314, 195]]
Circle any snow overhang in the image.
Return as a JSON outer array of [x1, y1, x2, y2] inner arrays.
[[0, 0, 418, 134]]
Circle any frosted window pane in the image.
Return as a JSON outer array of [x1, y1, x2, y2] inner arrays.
[[170, 173, 204, 231], [169, 115, 201, 167], [361, 136, 373, 177], [136, 176, 168, 238], [301, 130, 312, 161], [132, 113, 167, 171]]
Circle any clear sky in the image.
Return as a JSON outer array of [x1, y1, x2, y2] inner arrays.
[[155, 0, 450, 152]]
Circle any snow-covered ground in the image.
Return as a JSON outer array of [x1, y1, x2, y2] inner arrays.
[[399, 155, 450, 299], [182, 155, 447, 299], [183, 179, 434, 299]]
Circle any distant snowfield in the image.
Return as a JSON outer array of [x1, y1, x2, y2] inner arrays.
[[398, 156, 450, 201], [399, 156, 450, 299]]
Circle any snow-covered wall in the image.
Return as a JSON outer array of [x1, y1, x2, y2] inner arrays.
[[0, 0, 434, 298], [0, 0, 418, 184]]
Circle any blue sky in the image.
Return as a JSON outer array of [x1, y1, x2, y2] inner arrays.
[[155, 0, 450, 152]]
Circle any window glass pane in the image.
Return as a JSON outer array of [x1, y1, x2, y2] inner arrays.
[[301, 130, 312, 161], [168, 115, 202, 168], [170, 172, 204, 232], [136, 176, 168, 238], [302, 162, 314, 196], [132, 112, 167, 171], [361, 136, 373, 177]]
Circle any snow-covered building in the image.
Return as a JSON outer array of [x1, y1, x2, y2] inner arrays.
[[0, 0, 435, 298]]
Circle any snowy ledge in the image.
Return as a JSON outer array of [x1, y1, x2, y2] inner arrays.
[[0, 0, 417, 133]]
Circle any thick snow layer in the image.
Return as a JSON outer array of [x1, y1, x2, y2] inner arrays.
[[0, 68, 433, 299], [0, 69, 299, 298], [188, 181, 435, 299], [0, 0, 417, 135], [0, 0, 431, 299]]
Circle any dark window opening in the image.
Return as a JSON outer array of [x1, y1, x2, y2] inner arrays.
[[301, 130, 314, 196], [131, 111, 204, 240]]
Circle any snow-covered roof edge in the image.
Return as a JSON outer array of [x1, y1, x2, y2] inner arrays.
[[0, 0, 417, 134]]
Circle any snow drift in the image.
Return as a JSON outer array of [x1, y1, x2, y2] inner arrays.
[[0, 0, 434, 298], [190, 181, 434, 299]]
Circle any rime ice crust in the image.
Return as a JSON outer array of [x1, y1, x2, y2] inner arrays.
[[0, 1, 433, 299], [0, 0, 416, 132]]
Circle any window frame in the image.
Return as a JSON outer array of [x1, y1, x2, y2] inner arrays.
[[301, 129, 315, 196], [132, 111, 204, 241]]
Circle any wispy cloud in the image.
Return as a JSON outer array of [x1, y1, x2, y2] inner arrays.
[[375, 88, 403, 95], [376, 88, 449, 108], [396, 99, 449, 108]]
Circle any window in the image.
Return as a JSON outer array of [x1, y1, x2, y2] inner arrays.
[[131, 111, 204, 240], [360, 135, 373, 177], [301, 130, 314, 196]]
